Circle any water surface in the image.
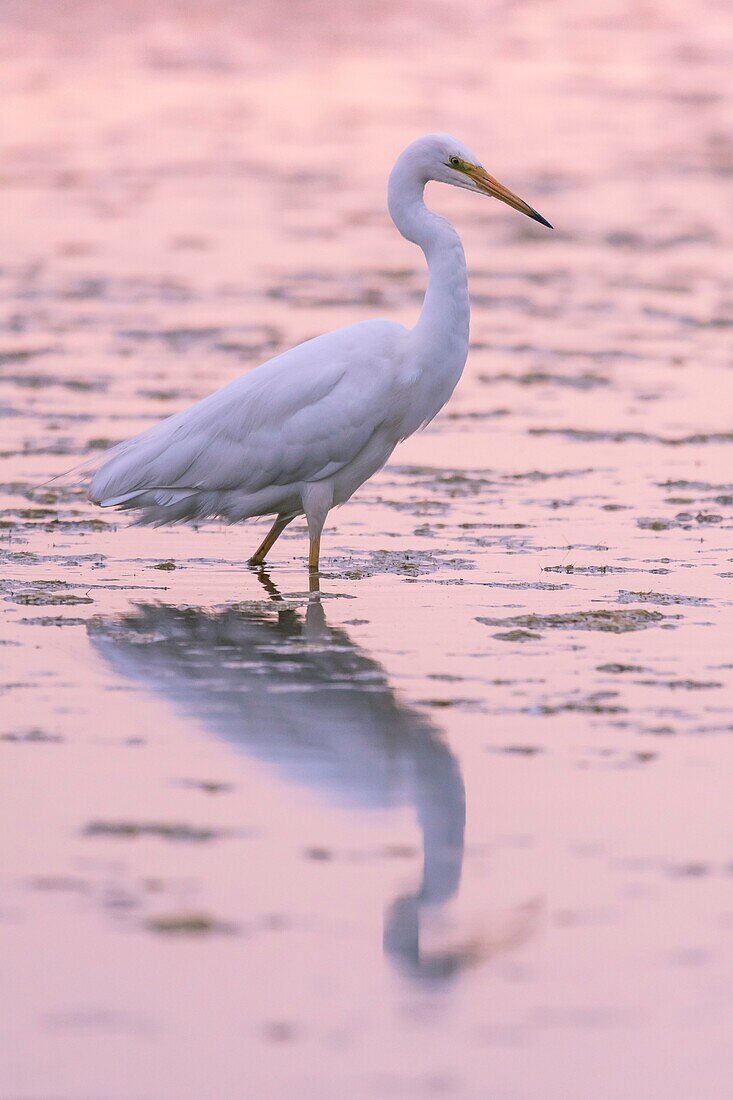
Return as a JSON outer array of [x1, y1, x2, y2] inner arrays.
[[1, 2, 733, 1097]]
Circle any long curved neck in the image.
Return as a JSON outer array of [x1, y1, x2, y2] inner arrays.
[[388, 158, 470, 374]]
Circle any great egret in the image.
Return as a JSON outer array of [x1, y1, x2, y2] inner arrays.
[[89, 133, 551, 571]]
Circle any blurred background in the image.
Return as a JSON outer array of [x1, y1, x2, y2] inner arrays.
[[3, 0, 733, 452]]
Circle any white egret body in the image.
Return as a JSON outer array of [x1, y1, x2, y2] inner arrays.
[[89, 134, 551, 570]]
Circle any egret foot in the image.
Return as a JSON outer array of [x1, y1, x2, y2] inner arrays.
[[249, 515, 292, 566]]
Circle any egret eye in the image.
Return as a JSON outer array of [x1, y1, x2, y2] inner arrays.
[[449, 155, 461, 168]]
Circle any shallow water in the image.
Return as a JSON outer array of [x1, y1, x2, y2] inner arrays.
[[1, 2, 733, 1097]]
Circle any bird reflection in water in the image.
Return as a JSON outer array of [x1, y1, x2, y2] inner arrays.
[[88, 571, 537, 983]]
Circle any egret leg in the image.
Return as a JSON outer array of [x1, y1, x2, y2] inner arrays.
[[308, 535, 321, 574], [308, 569, 321, 596], [249, 515, 292, 566], [301, 481, 333, 577]]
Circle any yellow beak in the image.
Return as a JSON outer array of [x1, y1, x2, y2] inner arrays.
[[465, 165, 552, 228]]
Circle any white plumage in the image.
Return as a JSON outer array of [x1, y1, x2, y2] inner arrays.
[[89, 133, 550, 571]]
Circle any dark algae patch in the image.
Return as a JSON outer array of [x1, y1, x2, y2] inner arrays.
[[530, 427, 733, 446], [329, 548, 474, 579], [145, 912, 238, 936], [84, 821, 224, 842], [544, 564, 632, 576], [3, 580, 95, 606], [616, 590, 709, 606], [529, 692, 626, 716], [478, 609, 669, 634], [18, 616, 88, 626], [1, 728, 63, 743], [636, 678, 723, 691], [9, 591, 94, 606], [492, 628, 542, 642]]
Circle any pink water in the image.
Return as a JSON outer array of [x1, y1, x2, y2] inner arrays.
[[1, 2, 733, 1097]]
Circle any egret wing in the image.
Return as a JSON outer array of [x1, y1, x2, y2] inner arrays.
[[90, 320, 407, 509]]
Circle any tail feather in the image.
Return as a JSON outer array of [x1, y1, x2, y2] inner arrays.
[[97, 488, 197, 509]]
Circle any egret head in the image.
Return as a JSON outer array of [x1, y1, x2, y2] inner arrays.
[[402, 133, 552, 228]]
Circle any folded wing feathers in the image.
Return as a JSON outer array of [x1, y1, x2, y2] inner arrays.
[[89, 321, 405, 519]]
